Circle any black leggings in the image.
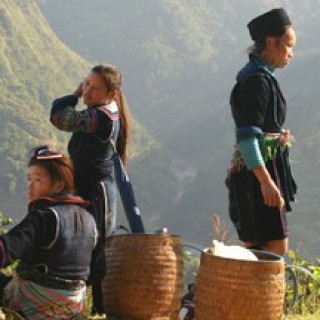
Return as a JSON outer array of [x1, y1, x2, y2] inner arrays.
[[0, 274, 12, 304], [91, 282, 104, 314]]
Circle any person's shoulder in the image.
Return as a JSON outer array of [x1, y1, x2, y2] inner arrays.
[[29, 196, 89, 212], [240, 71, 273, 93], [241, 69, 272, 83], [96, 101, 119, 121], [24, 207, 57, 231], [30, 206, 57, 218]]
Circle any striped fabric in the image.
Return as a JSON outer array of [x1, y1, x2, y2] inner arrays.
[[50, 105, 99, 133], [3, 275, 86, 319]]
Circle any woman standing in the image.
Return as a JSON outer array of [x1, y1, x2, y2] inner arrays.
[[50, 64, 143, 314], [227, 8, 297, 256]]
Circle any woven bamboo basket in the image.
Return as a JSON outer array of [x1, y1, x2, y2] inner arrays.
[[195, 250, 285, 320], [102, 234, 183, 320]]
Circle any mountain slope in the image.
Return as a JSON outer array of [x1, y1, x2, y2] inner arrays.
[[11, 0, 320, 256], [0, 0, 158, 221], [0, 0, 87, 167]]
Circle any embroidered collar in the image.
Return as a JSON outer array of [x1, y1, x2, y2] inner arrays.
[[28, 195, 90, 212]]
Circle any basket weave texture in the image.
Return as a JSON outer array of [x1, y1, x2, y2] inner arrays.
[[102, 234, 183, 320], [195, 250, 285, 320]]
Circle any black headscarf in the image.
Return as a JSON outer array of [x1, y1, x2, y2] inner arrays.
[[247, 8, 292, 41]]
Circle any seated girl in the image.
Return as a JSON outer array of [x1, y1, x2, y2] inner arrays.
[[0, 146, 97, 319]]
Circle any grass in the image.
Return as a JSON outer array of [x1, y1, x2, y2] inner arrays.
[[285, 311, 320, 319]]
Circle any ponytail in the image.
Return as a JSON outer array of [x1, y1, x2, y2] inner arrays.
[[116, 89, 132, 166], [91, 64, 132, 166]]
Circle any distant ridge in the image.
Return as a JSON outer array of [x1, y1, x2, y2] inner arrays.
[[0, 0, 155, 219]]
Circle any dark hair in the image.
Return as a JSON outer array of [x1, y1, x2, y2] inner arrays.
[[91, 64, 132, 166], [247, 38, 267, 58], [247, 25, 290, 59], [28, 146, 75, 194]]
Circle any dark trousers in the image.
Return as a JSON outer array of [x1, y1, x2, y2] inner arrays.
[[88, 239, 106, 314], [75, 169, 116, 315], [0, 274, 11, 304]]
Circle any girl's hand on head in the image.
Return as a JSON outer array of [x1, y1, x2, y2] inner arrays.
[[73, 82, 83, 98]]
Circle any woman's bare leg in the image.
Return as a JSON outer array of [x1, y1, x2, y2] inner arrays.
[[243, 238, 288, 256], [263, 238, 289, 256]]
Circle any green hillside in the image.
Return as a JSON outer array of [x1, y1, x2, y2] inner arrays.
[[2, 0, 318, 257], [36, 0, 320, 258], [0, 0, 157, 220], [0, 0, 87, 215]]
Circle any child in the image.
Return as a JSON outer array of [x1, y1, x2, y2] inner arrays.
[[50, 64, 137, 313], [0, 146, 97, 319]]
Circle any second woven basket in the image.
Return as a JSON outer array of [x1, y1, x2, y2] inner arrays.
[[195, 249, 285, 320], [102, 234, 184, 320]]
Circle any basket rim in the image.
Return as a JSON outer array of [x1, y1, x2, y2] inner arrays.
[[202, 248, 284, 264], [106, 233, 181, 239]]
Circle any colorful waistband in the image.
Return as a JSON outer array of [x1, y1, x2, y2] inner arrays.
[[228, 129, 294, 173]]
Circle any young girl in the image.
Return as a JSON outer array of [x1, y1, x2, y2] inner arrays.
[[0, 146, 97, 319], [227, 8, 297, 256], [50, 64, 136, 313], [51, 64, 131, 234]]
